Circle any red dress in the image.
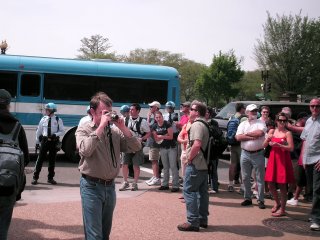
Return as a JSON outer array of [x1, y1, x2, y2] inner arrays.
[[265, 137, 295, 184]]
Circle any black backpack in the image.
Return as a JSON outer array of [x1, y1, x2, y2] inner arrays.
[[125, 117, 146, 137], [0, 122, 25, 198], [189, 119, 227, 164]]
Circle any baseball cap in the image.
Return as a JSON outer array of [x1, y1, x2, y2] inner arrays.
[[148, 101, 161, 109], [0, 89, 12, 105], [246, 104, 258, 113], [180, 101, 191, 107]]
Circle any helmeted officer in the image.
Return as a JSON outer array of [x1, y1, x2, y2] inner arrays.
[[32, 103, 65, 185]]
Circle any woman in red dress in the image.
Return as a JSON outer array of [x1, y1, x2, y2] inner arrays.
[[263, 112, 295, 217]]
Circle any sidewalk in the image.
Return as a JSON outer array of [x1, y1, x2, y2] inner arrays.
[[9, 161, 320, 240]]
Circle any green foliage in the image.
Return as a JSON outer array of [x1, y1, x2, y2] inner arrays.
[[254, 12, 320, 97], [196, 50, 244, 106]]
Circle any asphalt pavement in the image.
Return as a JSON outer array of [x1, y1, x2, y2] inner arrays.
[[8, 157, 320, 240]]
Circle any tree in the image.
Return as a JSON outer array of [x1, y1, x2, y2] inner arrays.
[[196, 50, 244, 106], [125, 48, 204, 101], [237, 70, 265, 100], [77, 34, 117, 60], [254, 12, 320, 97]]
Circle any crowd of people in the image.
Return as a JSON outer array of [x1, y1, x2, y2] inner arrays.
[[1, 87, 319, 239]]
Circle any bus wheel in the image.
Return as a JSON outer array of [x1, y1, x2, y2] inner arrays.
[[63, 129, 80, 163]]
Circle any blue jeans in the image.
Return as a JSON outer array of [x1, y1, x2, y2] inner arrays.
[[0, 204, 14, 240], [240, 150, 265, 202], [160, 147, 179, 188], [80, 176, 116, 240], [183, 164, 209, 227]]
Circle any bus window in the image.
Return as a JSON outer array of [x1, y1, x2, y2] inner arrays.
[[0, 71, 18, 97], [21, 74, 41, 97]]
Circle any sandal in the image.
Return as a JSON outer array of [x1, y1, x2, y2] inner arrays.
[[271, 204, 281, 213], [272, 210, 286, 217]]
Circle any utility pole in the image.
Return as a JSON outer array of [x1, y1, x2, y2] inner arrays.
[[261, 70, 269, 100]]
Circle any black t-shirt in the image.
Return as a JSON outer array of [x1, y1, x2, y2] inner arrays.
[[152, 120, 176, 148]]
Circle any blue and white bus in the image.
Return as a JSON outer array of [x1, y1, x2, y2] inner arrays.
[[0, 54, 180, 161]]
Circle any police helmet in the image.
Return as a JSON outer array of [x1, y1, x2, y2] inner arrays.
[[45, 102, 57, 112], [165, 101, 175, 109], [120, 105, 130, 114]]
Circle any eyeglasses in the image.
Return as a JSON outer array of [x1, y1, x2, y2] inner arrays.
[[310, 105, 320, 109], [190, 108, 198, 112], [277, 119, 287, 123]]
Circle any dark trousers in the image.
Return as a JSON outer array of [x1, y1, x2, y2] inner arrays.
[[208, 158, 219, 191], [33, 140, 57, 180], [0, 203, 14, 240], [305, 164, 314, 200], [307, 163, 320, 224]]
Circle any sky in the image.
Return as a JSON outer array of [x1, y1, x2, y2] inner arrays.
[[1, 0, 319, 71]]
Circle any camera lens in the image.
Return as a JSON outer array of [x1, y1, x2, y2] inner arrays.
[[111, 114, 119, 121]]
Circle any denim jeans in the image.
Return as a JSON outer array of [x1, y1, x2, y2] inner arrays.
[[209, 158, 219, 191], [308, 163, 320, 224], [240, 150, 265, 202], [160, 147, 179, 188], [183, 164, 209, 227], [0, 204, 14, 240], [80, 176, 116, 240]]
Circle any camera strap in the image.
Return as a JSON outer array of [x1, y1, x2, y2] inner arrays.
[[106, 125, 117, 168]]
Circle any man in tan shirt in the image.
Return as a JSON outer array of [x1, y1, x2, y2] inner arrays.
[[76, 92, 141, 240]]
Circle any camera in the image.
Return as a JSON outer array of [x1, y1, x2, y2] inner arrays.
[[111, 113, 119, 121]]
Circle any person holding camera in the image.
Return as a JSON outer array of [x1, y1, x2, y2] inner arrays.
[[76, 92, 141, 240], [32, 102, 64, 185]]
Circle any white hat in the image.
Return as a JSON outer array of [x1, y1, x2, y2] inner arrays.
[[148, 101, 161, 109], [245, 104, 258, 113]]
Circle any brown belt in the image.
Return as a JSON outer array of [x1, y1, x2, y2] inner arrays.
[[82, 174, 114, 186]]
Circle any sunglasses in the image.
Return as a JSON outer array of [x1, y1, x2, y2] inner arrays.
[[277, 119, 287, 123], [190, 108, 198, 112], [310, 105, 320, 109]]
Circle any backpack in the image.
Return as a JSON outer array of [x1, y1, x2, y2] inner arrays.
[[189, 119, 226, 164], [226, 115, 241, 145], [0, 122, 25, 198], [125, 117, 146, 137]]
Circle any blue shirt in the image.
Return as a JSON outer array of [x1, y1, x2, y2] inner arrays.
[[301, 115, 320, 165]]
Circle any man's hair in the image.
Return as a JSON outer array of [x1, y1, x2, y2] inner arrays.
[[131, 103, 141, 112], [90, 92, 113, 110], [154, 111, 163, 117], [261, 106, 270, 112], [191, 100, 207, 117], [235, 103, 245, 112]]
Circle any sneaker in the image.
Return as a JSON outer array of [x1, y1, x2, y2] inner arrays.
[[31, 179, 38, 185], [241, 199, 252, 206], [47, 179, 57, 185], [258, 200, 266, 209], [147, 177, 161, 186], [159, 186, 169, 190], [209, 189, 217, 194], [287, 198, 298, 206], [310, 223, 320, 231], [227, 185, 234, 192], [131, 182, 138, 191], [177, 222, 199, 232], [119, 181, 130, 191], [145, 176, 155, 184]]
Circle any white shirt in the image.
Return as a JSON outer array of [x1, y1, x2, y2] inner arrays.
[[36, 115, 65, 143], [127, 116, 150, 138], [236, 119, 267, 151]]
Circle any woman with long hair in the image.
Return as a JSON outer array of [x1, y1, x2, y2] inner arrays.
[[263, 112, 295, 217]]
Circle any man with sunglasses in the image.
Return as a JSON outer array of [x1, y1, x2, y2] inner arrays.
[[177, 101, 209, 232], [301, 98, 320, 231], [235, 104, 267, 209]]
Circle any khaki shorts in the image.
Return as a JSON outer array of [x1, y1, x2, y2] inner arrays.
[[230, 145, 241, 165], [149, 147, 160, 161]]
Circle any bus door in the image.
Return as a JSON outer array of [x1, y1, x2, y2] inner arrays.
[[17, 73, 44, 148]]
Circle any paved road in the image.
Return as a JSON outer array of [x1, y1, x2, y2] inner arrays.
[[9, 157, 320, 240]]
